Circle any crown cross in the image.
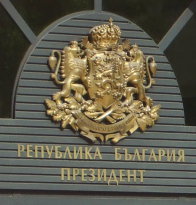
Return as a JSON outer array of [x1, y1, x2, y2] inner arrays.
[[109, 17, 113, 26]]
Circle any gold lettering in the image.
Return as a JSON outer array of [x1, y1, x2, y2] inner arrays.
[[85, 147, 93, 159], [127, 170, 137, 182], [167, 149, 176, 162], [142, 149, 148, 161], [124, 148, 132, 160], [133, 149, 141, 161], [89, 169, 96, 182], [17, 144, 25, 157], [73, 168, 80, 180], [115, 148, 121, 160], [119, 169, 125, 182], [97, 169, 107, 182], [55, 146, 62, 158], [177, 149, 185, 162], [138, 170, 145, 183], [26, 144, 33, 158], [35, 145, 44, 158], [63, 147, 72, 159], [149, 149, 157, 161], [158, 149, 165, 161], [94, 147, 102, 160], [73, 147, 83, 159], [108, 169, 118, 185], [45, 145, 54, 158], [61, 168, 71, 181], [81, 169, 87, 181]]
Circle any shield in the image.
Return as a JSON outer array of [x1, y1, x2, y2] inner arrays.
[[45, 19, 160, 143], [86, 51, 126, 109]]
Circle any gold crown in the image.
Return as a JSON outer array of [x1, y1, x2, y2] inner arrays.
[[90, 18, 121, 49]]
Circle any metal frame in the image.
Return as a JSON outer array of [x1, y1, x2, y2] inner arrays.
[[94, 0, 102, 12], [0, 0, 36, 44], [158, 0, 196, 51]]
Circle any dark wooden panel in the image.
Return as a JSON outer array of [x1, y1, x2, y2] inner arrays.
[[50, 26, 150, 40], [157, 117, 184, 125], [0, 139, 196, 156], [0, 131, 194, 143], [0, 182, 195, 194], [1, 173, 196, 187], [5, 10, 193, 194], [1, 166, 196, 179], [1, 119, 195, 135], [0, 117, 196, 194], [61, 18, 143, 31], [72, 12, 129, 22], [0, 194, 195, 205]]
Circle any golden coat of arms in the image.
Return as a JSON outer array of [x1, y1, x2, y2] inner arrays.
[[45, 18, 160, 143]]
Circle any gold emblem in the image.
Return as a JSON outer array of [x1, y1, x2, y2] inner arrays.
[[45, 18, 160, 143]]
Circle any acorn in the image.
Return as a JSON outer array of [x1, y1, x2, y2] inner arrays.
[[60, 69, 65, 74], [149, 61, 157, 76], [47, 110, 54, 115], [48, 55, 57, 70], [51, 73, 55, 79]]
